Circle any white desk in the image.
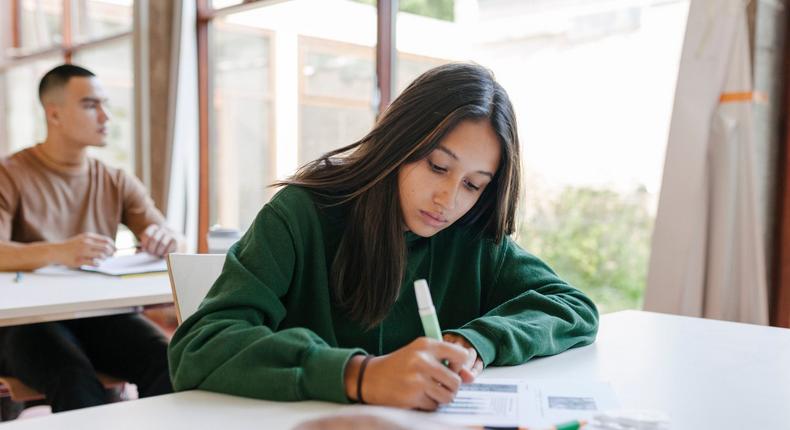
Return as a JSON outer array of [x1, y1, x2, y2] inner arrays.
[[1, 310, 788, 430], [0, 267, 172, 327]]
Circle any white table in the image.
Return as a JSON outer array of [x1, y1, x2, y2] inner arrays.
[[0, 267, 172, 327], [1, 310, 788, 430]]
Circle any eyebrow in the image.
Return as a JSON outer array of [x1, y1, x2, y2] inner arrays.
[[436, 145, 495, 179], [80, 97, 106, 104]]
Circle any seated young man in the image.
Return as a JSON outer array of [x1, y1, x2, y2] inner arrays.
[[0, 64, 179, 412]]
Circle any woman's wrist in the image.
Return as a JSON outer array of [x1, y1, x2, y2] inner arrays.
[[343, 354, 365, 402], [356, 354, 373, 404]]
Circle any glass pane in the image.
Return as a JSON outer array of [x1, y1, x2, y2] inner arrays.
[[302, 41, 374, 102], [208, 0, 376, 231], [212, 0, 244, 9], [396, 54, 445, 95], [210, 16, 272, 231], [19, 0, 63, 51], [2, 57, 63, 155], [300, 37, 375, 162], [395, 0, 690, 312], [300, 104, 374, 165], [73, 0, 134, 43], [350, 0, 454, 21], [73, 36, 135, 173]]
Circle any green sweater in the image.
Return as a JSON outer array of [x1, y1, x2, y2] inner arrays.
[[168, 186, 598, 403]]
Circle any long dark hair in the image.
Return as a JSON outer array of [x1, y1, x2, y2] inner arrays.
[[278, 63, 520, 328]]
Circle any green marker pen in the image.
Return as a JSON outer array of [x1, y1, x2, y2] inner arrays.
[[414, 279, 443, 340], [552, 419, 587, 430]]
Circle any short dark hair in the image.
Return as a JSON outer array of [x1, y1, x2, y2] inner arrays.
[[38, 64, 95, 104]]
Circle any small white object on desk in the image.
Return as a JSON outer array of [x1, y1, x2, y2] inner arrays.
[[592, 409, 670, 430], [81, 252, 168, 276]]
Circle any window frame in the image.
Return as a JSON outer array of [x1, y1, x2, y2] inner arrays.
[[4, 0, 134, 64]]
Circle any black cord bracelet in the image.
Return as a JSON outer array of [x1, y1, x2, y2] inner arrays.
[[356, 354, 373, 404]]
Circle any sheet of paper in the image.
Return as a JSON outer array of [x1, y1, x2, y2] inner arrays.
[[435, 379, 527, 427], [34, 265, 84, 276], [528, 379, 620, 426], [433, 378, 618, 428], [81, 252, 167, 276]]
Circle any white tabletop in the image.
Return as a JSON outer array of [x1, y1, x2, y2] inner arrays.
[[0, 266, 172, 327], [1, 310, 788, 429]]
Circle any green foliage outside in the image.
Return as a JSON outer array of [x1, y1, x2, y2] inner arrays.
[[352, 0, 455, 21], [516, 187, 654, 313]]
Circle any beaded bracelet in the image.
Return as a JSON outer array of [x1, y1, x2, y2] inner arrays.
[[356, 354, 373, 404]]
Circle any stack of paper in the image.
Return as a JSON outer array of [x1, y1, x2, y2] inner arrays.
[[81, 253, 167, 276]]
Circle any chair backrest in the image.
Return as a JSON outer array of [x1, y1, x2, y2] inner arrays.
[[166, 253, 226, 325]]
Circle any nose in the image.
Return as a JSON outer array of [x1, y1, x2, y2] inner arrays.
[[433, 179, 459, 211], [98, 104, 111, 123]]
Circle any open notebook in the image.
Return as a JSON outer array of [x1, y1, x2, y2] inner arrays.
[[81, 252, 167, 276]]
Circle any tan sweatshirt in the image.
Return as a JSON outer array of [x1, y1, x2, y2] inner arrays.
[[0, 144, 165, 243]]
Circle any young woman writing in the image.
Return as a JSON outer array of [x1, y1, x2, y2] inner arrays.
[[168, 63, 598, 410]]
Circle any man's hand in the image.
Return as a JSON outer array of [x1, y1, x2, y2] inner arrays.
[[52, 233, 115, 268], [443, 333, 483, 383], [139, 224, 178, 258]]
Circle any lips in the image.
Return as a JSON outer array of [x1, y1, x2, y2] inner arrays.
[[419, 210, 448, 228]]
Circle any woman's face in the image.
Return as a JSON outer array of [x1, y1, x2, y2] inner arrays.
[[398, 119, 501, 237]]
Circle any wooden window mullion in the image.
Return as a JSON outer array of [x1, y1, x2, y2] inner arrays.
[[771, 30, 790, 328], [11, 0, 21, 48], [63, 0, 73, 62], [197, 0, 210, 253], [376, 0, 396, 115]]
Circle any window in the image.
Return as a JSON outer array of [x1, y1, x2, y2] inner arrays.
[[205, 0, 377, 231], [212, 0, 245, 8], [394, 0, 690, 311], [73, 0, 134, 42], [299, 37, 375, 165], [209, 16, 274, 231], [3, 57, 62, 154], [18, 0, 63, 53]]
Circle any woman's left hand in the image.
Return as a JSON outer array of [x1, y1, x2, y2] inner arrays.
[[442, 333, 483, 383]]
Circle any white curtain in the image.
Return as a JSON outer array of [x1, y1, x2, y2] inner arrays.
[[165, 0, 200, 253], [644, 0, 769, 325]]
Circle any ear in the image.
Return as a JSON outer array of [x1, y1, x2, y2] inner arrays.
[[45, 103, 62, 127]]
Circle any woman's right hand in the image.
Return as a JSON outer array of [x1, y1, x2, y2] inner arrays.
[[346, 337, 472, 410]]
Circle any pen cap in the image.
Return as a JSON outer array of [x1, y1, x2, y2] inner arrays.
[[414, 279, 434, 311]]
